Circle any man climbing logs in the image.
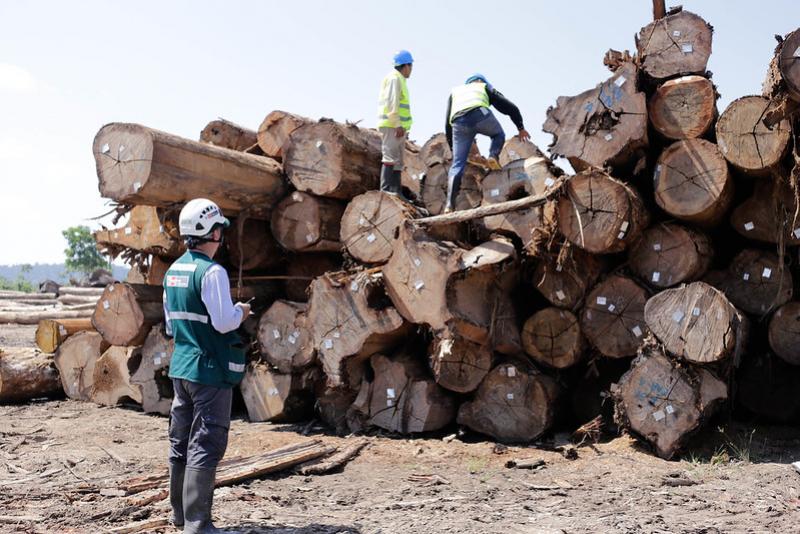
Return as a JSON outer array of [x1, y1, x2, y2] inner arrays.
[[377, 49, 414, 201]]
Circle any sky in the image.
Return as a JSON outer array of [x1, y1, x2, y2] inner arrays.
[[0, 0, 796, 264]]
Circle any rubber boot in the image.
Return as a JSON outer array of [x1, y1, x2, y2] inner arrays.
[[169, 462, 185, 529], [183, 467, 240, 534], [392, 170, 411, 201], [379, 164, 395, 193]]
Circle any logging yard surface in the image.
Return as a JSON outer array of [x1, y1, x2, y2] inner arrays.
[[0, 326, 799, 533]]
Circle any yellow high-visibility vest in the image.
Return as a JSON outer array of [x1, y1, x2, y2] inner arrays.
[[449, 82, 490, 124], [377, 70, 412, 130]]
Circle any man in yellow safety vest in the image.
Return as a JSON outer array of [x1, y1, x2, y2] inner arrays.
[[377, 49, 413, 200]]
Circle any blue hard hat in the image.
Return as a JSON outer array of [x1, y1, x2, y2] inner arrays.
[[465, 73, 488, 84], [393, 50, 414, 66]]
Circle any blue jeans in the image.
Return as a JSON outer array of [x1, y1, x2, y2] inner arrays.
[[446, 107, 505, 209]]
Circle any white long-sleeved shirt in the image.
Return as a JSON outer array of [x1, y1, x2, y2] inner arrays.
[[163, 264, 244, 336]]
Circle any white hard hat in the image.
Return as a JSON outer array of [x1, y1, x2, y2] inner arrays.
[[179, 198, 230, 237]]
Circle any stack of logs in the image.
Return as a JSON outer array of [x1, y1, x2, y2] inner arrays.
[[13, 7, 800, 460]]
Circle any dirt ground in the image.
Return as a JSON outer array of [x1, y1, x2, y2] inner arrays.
[[3, 326, 800, 534]]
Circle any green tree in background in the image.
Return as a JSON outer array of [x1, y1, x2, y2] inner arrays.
[[63, 225, 109, 275]]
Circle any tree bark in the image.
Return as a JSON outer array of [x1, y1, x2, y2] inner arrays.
[[401, 140, 426, 200], [768, 302, 800, 366], [730, 176, 800, 245], [226, 218, 281, 271], [581, 275, 649, 358], [429, 334, 492, 393], [240, 363, 316, 423], [628, 223, 712, 289], [531, 246, 604, 310], [35, 317, 94, 354], [420, 163, 483, 215], [200, 119, 259, 152], [648, 75, 717, 140], [712, 249, 793, 316], [457, 361, 560, 443], [763, 29, 800, 103], [92, 283, 164, 346], [94, 206, 183, 259], [340, 191, 416, 264], [715, 96, 791, 175], [557, 169, 649, 254], [635, 9, 713, 80], [257, 300, 315, 373], [90, 346, 143, 406], [93, 123, 286, 217], [0, 348, 61, 403], [145, 256, 171, 286], [644, 281, 748, 364], [543, 62, 647, 171], [270, 191, 345, 252], [522, 307, 585, 369], [257, 110, 312, 160], [283, 253, 342, 302], [130, 324, 174, 415], [283, 120, 382, 199], [54, 331, 108, 401]]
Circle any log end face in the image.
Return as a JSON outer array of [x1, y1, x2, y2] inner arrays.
[[94, 123, 154, 201]]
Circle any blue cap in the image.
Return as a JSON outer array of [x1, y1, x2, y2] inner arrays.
[[393, 50, 414, 66], [465, 73, 488, 84]]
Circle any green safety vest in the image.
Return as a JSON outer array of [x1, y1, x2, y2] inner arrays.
[[164, 251, 245, 388], [377, 70, 412, 130], [449, 82, 490, 124]]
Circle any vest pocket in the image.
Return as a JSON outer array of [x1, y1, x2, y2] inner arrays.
[[223, 341, 247, 385]]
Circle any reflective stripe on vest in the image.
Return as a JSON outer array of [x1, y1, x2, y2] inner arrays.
[[228, 361, 246, 372], [167, 310, 209, 323], [168, 263, 197, 272], [449, 82, 490, 124], [377, 70, 412, 129]]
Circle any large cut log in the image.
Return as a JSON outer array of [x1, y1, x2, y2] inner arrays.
[[130, 325, 174, 415], [498, 137, 543, 167], [731, 177, 800, 245], [522, 308, 585, 369], [420, 162, 483, 215], [270, 191, 345, 252], [57, 294, 100, 306], [628, 223, 712, 289], [92, 283, 164, 346], [144, 256, 171, 286], [284, 253, 342, 302], [53, 331, 108, 401], [737, 351, 800, 423], [315, 384, 360, 436], [557, 169, 649, 254], [763, 29, 800, 103], [200, 119, 258, 152], [226, 218, 281, 271], [257, 111, 312, 160], [532, 246, 604, 310], [543, 63, 647, 171], [283, 120, 381, 199], [0, 291, 55, 300], [257, 300, 315, 373], [429, 334, 492, 394], [769, 302, 800, 366], [0, 309, 94, 325], [340, 191, 415, 264], [35, 317, 94, 354], [94, 206, 183, 259], [644, 281, 748, 364], [59, 287, 106, 297], [712, 249, 793, 316], [648, 75, 716, 140], [240, 363, 316, 423], [715, 96, 791, 175], [349, 352, 456, 434], [581, 275, 649, 358], [90, 346, 143, 406], [419, 133, 452, 168], [93, 123, 286, 217], [307, 272, 409, 387], [0, 348, 61, 403], [612, 348, 727, 459], [635, 9, 713, 80], [653, 138, 732, 226], [457, 361, 560, 443], [401, 141, 426, 200]]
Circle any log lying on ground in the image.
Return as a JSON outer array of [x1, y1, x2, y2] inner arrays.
[[92, 283, 164, 346], [0, 348, 61, 403], [200, 119, 259, 152], [340, 191, 415, 264], [557, 170, 649, 254], [644, 281, 748, 364], [271, 192, 345, 252], [420, 163, 483, 215], [543, 62, 647, 171], [54, 331, 107, 401], [315, 383, 360, 436], [257, 300, 315, 373], [736, 351, 800, 423], [581, 275, 649, 358], [532, 247, 604, 310], [628, 223, 712, 289], [93, 123, 286, 216], [240, 363, 316, 423], [35, 317, 94, 353], [653, 138, 732, 227], [429, 334, 492, 393], [0, 291, 55, 300], [499, 137, 543, 166], [457, 361, 560, 443], [0, 309, 94, 325], [57, 294, 100, 306], [59, 287, 106, 297], [768, 302, 800, 366], [715, 96, 791, 174], [226, 218, 281, 271], [522, 308, 585, 369], [730, 177, 800, 246], [763, 29, 800, 103], [307, 272, 410, 387], [284, 253, 342, 301], [648, 75, 716, 140], [712, 249, 793, 316], [91, 346, 143, 406], [257, 111, 312, 160], [94, 206, 183, 259], [612, 348, 727, 459], [283, 120, 381, 199], [349, 352, 456, 433], [635, 9, 713, 80], [130, 325, 174, 415]]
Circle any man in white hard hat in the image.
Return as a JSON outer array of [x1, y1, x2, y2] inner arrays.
[[377, 49, 413, 199], [163, 198, 250, 534]]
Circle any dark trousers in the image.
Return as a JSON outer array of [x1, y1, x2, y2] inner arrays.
[[168, 378, 232, 470]]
